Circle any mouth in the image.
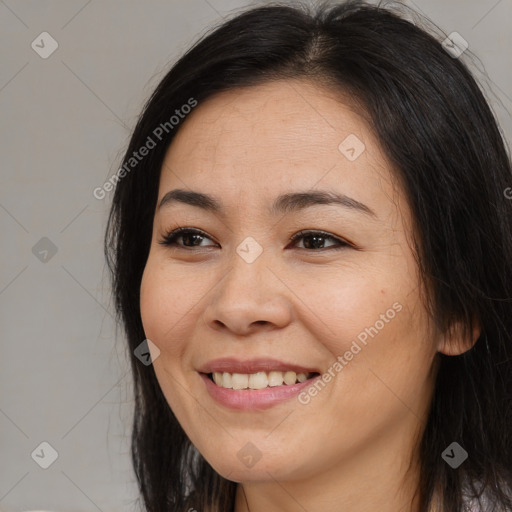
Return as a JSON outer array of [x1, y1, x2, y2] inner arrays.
[[199, 370, 322, 410], [197, 358, 322, 409], [204, 370, 320, 390]]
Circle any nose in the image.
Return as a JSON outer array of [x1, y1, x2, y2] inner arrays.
[[203, 249, 292, 336]]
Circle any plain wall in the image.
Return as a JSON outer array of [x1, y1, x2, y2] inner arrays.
[[1, 0, 510, 511]]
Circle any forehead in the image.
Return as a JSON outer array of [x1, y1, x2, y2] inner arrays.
[[159, 79, 398, 218]]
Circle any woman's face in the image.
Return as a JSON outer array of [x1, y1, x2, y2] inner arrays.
[[139, 79, 448, 485]]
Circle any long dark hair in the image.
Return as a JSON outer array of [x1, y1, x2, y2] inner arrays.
[[104, 1, 512, 511]]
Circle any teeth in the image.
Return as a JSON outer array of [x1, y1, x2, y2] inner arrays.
[[231, 373, 249, 390], [283, 371, 297, 385], [212, 372, 223, 386], [222, 372, 232, 388], [268, 371, 284, 387], [210, 371, 312, 390], [296, 372, 307, 383], [248, 372, 268, 389]]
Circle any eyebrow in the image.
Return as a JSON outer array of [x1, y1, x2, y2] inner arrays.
[[157, 188, 376, 217]]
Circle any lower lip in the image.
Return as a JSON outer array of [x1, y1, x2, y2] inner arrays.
[[199, 373, 320, 410]]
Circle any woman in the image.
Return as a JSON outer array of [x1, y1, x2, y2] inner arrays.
[[104, 1, 512, 511]]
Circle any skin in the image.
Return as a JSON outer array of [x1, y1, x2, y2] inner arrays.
[[139, 79, 477, 512]]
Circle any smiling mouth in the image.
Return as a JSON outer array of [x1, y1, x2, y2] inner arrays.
[[206, 370, 320, 390]]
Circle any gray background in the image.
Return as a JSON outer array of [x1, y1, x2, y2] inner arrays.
[[1, 1, 510, 511]]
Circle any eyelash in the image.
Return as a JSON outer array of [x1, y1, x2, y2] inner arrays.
[[158, 227, 351, 251]]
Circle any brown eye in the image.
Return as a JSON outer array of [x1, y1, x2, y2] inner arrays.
[[159, 228, 217, 248], [289, 230, 350, 250]]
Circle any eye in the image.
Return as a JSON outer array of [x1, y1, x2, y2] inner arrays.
[[288, 230, 350, 251], [159, 227, 217, 249], [159, 227, 350, 251]]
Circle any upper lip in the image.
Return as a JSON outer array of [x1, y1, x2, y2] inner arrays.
[[197, 358, 320, 374]]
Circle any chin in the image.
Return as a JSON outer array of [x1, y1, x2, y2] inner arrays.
[[203, 449, 310, 483]]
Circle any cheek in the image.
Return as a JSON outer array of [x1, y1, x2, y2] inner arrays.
[[139, 260, 204, 355], [294, 259, 434, 403], [139, 260, 203, 420], [288, 263, 406, 356]]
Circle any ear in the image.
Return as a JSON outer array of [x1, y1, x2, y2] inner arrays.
[[437, 316, 481, 356]]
